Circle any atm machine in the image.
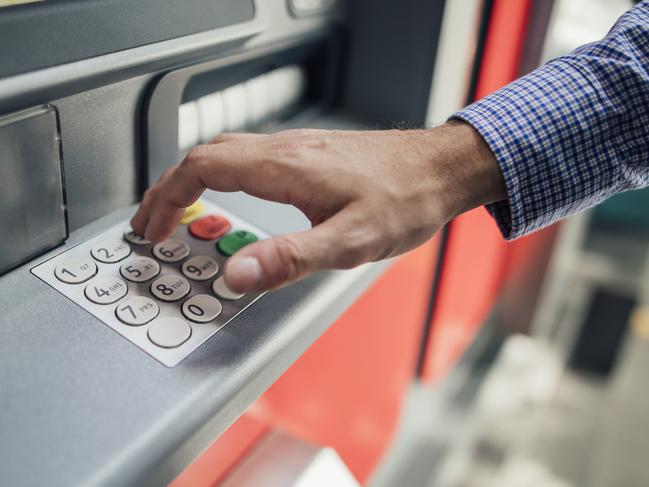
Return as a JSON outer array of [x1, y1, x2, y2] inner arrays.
[[0, 0, 545, 485]]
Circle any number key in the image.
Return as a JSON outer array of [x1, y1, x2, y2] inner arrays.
[[182, 294, 222, 323], [212, 276, 244, 300], [54, 256, 97, 284], [152, 239, 190, 263], [147, 317, 192, 348], [115, 296, 159, 326], [120, 256, 160, 282], [91, 239, 131, 263], [181, 255, 218, 281], [123, 230, 151, 246], [84, 275, 128, 304], [150, 274, 191, 302]]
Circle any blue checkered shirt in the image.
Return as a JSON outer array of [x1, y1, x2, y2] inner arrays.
[[453, 1, 649, 239]]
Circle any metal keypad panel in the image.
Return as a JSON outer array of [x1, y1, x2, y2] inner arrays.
[[31, 200, 268, 367]]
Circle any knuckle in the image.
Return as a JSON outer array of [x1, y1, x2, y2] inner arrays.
[[142, 186, 158, 203], [274, 236, 307, 281], [337, 216, 399, 266], [209, 133, 230, 144], [184, 145, 210, 167], [335, 226, 374, 269], [339, 244, 370, 269], [371, 219, 401, 260]]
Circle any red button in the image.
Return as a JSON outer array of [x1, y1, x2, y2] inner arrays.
[[188, 214, 231, 240]]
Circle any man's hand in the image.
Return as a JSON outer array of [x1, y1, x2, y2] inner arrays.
[[131, 122, 505, 293]]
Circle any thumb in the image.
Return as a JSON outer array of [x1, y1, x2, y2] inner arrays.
[[223, 210, 373, 293]]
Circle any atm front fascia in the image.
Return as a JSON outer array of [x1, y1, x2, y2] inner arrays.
[[0, 0, 446, 485]]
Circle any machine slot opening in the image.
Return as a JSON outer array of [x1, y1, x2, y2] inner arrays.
[[177, 40, 339, 153]]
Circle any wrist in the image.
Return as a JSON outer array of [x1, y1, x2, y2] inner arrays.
[[430, 120, 506, 220]]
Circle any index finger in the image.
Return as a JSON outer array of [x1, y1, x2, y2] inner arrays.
[[140, 137, 298, 242]]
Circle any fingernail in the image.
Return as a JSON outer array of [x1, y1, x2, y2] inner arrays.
[[143, 226, 155, 242], [226, 256, 263, 292]]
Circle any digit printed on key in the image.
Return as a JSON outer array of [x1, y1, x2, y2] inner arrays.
[[84, 275, 128, 304], [181, 255, 218, 281], [54, 256, 97, 284], [152, 239, 190, 263], [115, 296, 159, 326], [91, 239, 132, 263], [182, 294, 222, 323], [150, 274, 191, 302], [120, 257, 160, 282], [123, 230, 151, 246]]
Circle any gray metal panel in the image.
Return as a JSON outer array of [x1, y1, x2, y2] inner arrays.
[[0, 202, 389, 487], [0, 0, 255, 78], [53, 77, 144, 231], [0, 105, 385, 487], [0, 105, 67, 274], [0, 19, 265, 117], [0, 0, 338, 116]]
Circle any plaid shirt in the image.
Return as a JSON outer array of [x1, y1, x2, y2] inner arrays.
[[453, 1, 649, 239]]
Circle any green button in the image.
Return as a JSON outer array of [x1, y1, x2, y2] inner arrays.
[[217, 230, 258, 256]]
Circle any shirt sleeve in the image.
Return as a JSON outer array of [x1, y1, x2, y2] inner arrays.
[[452, 1, 649, 240]]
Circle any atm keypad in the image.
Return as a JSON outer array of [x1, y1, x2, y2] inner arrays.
[[31, 200, 266, 367]]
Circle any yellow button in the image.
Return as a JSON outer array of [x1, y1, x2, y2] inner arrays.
[[632, 306, 649, 340], [180, 201, 205, 225]]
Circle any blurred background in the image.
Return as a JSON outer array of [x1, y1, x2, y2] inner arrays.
[[368, 1, 649, 486]]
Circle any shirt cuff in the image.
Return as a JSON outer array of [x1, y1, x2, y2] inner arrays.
[[451, 108, 520, 239], [450, 58, 618, 240]]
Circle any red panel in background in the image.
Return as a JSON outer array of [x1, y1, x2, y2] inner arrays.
[[474, 0, 532, 100], [422, 209, 508, 382], [170, 238, 439, 486], [169, 415, 269, 487], [421, 0, 534, 382], [248, 238, 439, 483]]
